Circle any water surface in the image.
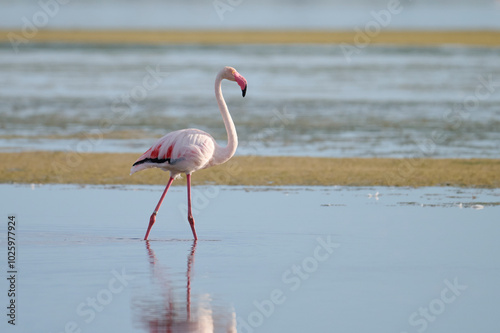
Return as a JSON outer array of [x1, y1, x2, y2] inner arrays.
[[1, 43, 499, 158], [1, 0, 500, 29], [1, 184, 499, 332]]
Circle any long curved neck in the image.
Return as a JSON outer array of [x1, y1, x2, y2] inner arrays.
[[213, 72, 238, 165]]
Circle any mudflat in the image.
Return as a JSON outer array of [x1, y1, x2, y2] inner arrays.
[[1, 152, 499, 187], [1, 29, 500, 46]]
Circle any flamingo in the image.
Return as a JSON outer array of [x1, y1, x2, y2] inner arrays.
[[130, 66, 247, 240]]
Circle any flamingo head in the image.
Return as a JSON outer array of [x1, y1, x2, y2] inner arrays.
[[223, 66, 247, 97]]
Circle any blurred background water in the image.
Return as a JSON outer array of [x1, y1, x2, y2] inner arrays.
[[0, 43, 499, 157], [1, 0, 500, 29], [0, 0, 499, 158]]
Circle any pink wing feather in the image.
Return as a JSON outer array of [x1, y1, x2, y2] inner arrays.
[[130, 129, 216, 177]]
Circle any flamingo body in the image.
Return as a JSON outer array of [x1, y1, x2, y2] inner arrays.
[[130, 128, 216, 178], [131, 66, 247, 240]]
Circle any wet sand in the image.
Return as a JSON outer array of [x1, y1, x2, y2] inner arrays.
[[2, 29, 500, 46], [1, 152, 499, 187]]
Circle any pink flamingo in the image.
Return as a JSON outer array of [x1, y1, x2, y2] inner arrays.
[[130, 66, 247, 240]]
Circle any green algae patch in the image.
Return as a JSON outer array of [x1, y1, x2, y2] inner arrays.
[[1, 152, 499, 188]]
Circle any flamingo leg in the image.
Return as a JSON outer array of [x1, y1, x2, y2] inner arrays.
[[186, 174, 198, 240], [144, 176, 175, 240]]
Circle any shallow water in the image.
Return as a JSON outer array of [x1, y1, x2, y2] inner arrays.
[[1, 184, 499, 332], [1, 43, 499, 158]]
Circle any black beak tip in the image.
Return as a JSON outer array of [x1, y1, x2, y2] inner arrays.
[[242, 85, 247, 97]]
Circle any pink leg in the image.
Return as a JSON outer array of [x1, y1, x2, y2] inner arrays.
[[186, 174, 198, 240], [144, 176, 175, 240]]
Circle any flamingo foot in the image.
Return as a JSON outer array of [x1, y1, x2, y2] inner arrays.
[[144, 212, 157, 240], [188, 215, 198, 241]]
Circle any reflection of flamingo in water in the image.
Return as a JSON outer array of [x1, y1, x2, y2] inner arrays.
[[137, 241, 237, 332], [130, 67, 248, 240]]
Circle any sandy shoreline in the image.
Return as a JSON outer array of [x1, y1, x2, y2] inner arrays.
[[1, 152, 499, 187], [1, 29, 500, 46]]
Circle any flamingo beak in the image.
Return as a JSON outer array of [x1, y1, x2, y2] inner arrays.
[[233, 70, 247, 97]]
